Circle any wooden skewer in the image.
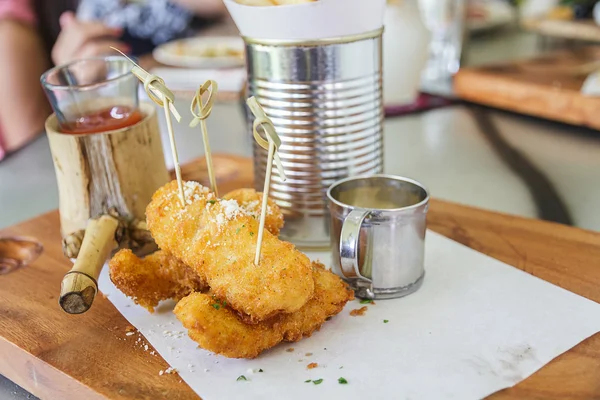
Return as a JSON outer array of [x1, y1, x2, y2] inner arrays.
[[163, 99, 185, 207], [112, 47, 185, 206], [190, 80, 218, 196], [246, 98, 286, 176], [111, 48, 181, 121], [246, 97, 286, 265], [255, 140, 275, 265], [59, 215, 119, 314]]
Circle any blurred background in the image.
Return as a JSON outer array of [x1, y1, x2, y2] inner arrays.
[[1, 0, 600, 395]]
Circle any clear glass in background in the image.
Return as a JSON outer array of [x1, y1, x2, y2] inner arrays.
[[419, 0, 467, 86], [40, 56, 141, 134]]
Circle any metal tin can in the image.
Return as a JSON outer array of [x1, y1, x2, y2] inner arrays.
[[244, 29, 384, 248]]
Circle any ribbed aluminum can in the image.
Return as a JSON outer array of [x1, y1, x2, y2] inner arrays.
[[245, 29, 384, 248]]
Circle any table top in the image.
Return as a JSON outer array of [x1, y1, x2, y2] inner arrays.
[[3, 26, 600, 399], [0, 154, 599, 400], [522, 17, 600, 43]]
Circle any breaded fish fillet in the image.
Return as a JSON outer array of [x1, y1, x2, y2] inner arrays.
[[109, 249, 206, 312], [223, 188, 284, 236], [109, 190, 283, 313], [146, 181, 315, 322], [174, 262, 354, 358]]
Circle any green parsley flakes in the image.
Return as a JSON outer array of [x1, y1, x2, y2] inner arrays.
[[312, 379, 323, 385], [208, 200, 216, 204], [359, 299, 373, 304], [250, 232, 254, 236], [338, 377, 348, 384], [304, 379, 311, 383], [383, 319, 389, 323], [212, 304, 220, 310], [236, 228, 241, 234], [258, 369, 264, 372], [237, 375, 247, 381]]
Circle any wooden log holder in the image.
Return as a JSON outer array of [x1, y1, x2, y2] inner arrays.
[[46, 102, 170, 313]]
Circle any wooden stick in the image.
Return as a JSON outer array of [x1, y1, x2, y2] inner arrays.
[[201, 118, 217, 196], [59, 215, 119, 314], [190, 81, 218, 196], [135, 69, 181, 122], [113, 47, 185, 206], [246, 98, 286, 180], [246, 96, 286, 265], [255, 141, 275, 265], [111, 48, 181, 121], [163, 99, 185, 206]]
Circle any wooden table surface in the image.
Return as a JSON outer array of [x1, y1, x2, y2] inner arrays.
[[454, 47, 600, 131], [522, 17, 600, 43], [1, 154, 599, 400]]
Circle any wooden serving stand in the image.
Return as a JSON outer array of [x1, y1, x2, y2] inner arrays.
[[45, 103, 171, 314], [454, 46, 600, 130], [1, 154, 600, 399]]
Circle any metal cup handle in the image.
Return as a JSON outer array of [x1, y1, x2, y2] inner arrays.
[[339, 209, 372, 283]]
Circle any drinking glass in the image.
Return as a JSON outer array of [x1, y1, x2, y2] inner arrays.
[[41, 56, 141, 134], [419, 0, 467, 83]]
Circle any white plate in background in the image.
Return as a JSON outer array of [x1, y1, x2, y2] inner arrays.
[[147, 67, 246, 93], [153, 36, 245, 69], [468, 0, 516, 33]]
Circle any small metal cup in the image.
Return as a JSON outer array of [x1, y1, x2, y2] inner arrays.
[[327, 175, 429, 300]]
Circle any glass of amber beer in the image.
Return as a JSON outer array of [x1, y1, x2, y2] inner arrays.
[[41, 56, 142, 134]]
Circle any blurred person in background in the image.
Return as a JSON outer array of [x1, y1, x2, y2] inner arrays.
[[0, 0, 226, 161]]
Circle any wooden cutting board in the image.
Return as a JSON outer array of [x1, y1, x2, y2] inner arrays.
[[1, 154, 600, 400], [522, 17, 600, 43], [454, 47, 600, 130]]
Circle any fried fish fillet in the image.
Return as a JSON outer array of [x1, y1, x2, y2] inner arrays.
[[109, 188, 284, 313], [223, 188, 284, 236], [174, 262, 354, 358], [146, 181, 314, 322], [109, 249, 206, 312]]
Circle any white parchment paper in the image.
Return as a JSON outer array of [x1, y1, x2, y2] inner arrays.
[[223, 0, 386, 41], [99, 231, 600, 400]]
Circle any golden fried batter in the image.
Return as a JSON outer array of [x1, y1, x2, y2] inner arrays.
[[223, 188, 284, 236], [109, 249, 206, 312], [109, 188, 285, 314], [146, 181, 314, 322], [174, 262, 354, 358]]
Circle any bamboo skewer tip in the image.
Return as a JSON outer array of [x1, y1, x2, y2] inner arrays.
[[113, 47, 185, 206], [111, 47, 181, 121]]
